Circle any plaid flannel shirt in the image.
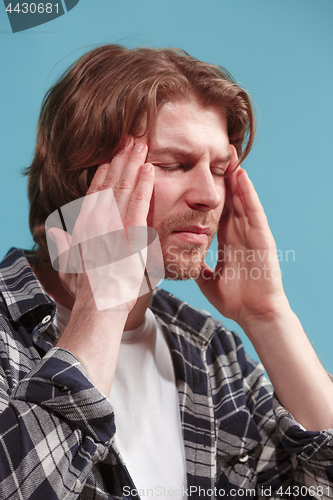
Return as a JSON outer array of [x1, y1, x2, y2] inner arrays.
[[0, 248, 332, 500]]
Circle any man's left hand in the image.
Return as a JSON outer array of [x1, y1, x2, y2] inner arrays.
[[196, 146, 288, 332]]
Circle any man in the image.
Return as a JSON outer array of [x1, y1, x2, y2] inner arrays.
[[0, 44, 332, 499]]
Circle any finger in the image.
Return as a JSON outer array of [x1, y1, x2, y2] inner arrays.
[[125, 163, 154, 226], [102, 136, 135, 189], [227, 145, 239, 173], [195, 262, 215, 291], [80, 163, 111, 219], [47, 227, 72, 273], [79, 188, 125, 242], [226, 145, 240, 195], [80, 138, 135, 223], [89, 138, 143, 221], [224, 145, 239, 215], [87, 137, 135, 195], [225, 146, 253, 220], [235, 169, 268, 229], [114, 142, 148, 214], [87, 163, 110, 195]]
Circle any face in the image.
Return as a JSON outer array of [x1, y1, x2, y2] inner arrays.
[[141, 99, 231, 280]]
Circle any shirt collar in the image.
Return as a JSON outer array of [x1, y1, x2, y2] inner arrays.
[[0, 249, 217, 353], [150, 287, 219, 347]]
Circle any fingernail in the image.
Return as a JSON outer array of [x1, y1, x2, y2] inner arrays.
[[133, 142, 145, 153], [142, 163, 152, 172]]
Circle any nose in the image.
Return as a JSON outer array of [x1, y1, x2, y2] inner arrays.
[[184, 162, 224, 212]]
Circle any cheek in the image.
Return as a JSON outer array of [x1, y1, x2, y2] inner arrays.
[[146, 181, 166, 228], [147, 177, 177, 225], [215, 181, 227, 216]]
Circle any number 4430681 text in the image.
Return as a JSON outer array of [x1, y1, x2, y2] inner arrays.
[[5, 3, 59, 14]]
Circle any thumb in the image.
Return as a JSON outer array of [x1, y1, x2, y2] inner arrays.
[[47, 227, 72, 273], [195, 262, 214, 293]]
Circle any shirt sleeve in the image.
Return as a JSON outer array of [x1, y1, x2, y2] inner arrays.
[[272, 396, 333, 499], [0, 346, 115, 499], [238, 346, 333, 500], [214, 327, 333, 500]]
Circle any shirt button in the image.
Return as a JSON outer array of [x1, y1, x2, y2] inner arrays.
[[41, 315, 52, 324], [239, 453, 249, 463], [74, 479, 81, 491]]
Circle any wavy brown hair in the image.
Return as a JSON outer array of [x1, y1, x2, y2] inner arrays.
[[26, 44, 256, 264]]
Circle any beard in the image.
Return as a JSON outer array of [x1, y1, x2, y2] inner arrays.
[[153, 210, 219, 280]]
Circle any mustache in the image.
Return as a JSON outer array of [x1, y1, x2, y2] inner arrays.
[[156, 211, 219, 238]]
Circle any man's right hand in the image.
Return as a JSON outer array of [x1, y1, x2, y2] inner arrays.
[[48, 137, 155, 395], [48, 137, 154, 313]]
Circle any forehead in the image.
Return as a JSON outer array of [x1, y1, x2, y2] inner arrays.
[[146, 99, 230, 158]]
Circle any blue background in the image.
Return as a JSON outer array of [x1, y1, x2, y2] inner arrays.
[[0, 0, 332, 370]]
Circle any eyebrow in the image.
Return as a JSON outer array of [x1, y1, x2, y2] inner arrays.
[[147, 147, 232, 164]]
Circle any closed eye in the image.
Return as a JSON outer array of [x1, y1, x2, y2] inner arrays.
[[155, 164, 185, 172], [210, 168, 228, 177], [155, 164, 227, 177]]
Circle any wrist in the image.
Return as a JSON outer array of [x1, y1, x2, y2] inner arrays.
[[240, 297, 295, 342], [73, 292, 133, 317]]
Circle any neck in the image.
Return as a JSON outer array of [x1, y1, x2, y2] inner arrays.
[[33, 264, 151, 331]]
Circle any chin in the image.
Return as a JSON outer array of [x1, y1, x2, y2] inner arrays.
[[162, 241, 207, 280], [164, 258, 204, 281]]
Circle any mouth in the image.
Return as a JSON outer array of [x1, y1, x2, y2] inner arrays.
[[173, 225, 211, 234], [171, 226, 211, 245]]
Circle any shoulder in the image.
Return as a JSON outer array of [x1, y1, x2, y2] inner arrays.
[[0, 248, 54, 318], [150, 286, 228, 343], [0, 248, 56, 367], [150, 288, 273, 429], [150, 287, 258, 375]]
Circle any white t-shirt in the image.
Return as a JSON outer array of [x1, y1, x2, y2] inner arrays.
[[54, 303, 187, 499]]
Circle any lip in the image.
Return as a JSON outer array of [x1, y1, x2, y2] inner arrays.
[[172, 226, 210, 245], [173, 226, 211, 235]]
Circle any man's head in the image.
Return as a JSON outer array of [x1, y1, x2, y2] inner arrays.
[[27, 44, 255, 267]]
